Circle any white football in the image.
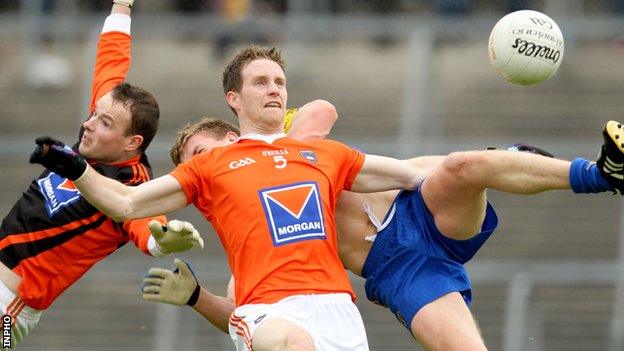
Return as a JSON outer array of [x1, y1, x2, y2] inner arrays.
[[488, 10, 564, 85]]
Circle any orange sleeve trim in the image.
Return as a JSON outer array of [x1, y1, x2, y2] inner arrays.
[[138, 164, 150, 182]]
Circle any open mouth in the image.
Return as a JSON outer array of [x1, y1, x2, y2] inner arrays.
[[264, 102, 282, 108]]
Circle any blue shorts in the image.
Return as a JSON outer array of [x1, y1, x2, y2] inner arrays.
[[361, 188, 498, 332]]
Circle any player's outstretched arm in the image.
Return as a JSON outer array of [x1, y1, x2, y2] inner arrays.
[[30, 136, 187, 221], [285, 100, 338, 141], [351, 154, 426, 193], [76, 166, 185, 221], [142, 261, 234, 333], [403, 155, 444, 178]]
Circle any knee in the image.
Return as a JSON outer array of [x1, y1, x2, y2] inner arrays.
[[440, 151, 491, 185]]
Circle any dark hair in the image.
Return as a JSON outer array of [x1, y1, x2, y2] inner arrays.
[[111, 82, 160, 153]]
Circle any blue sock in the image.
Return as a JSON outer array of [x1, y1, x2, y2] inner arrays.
[[569, 158, 614, 194]]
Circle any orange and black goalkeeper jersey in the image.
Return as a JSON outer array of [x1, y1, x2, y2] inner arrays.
[[0, 27, 163, 310], [0, 156, 158, 309]]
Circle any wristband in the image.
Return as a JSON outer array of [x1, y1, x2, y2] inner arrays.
[[186, 285, 201, 306]]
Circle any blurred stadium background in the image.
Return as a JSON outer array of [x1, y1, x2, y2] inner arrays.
[[1, 0, 624, 350]]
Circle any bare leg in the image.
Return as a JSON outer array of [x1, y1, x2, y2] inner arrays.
[[253, 318, 316, 351], [411, 292, 486, 351], [422, 150, 570, 239]]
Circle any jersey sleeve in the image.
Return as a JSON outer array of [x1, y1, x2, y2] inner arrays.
[[122, 215, 167, 256], [88, 27, 132, 113], [169, 154, 211, 207], [322, 139, 365, 193]]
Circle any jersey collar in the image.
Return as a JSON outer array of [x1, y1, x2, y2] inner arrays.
[[238, 132, 287, 144], [87, 154, 142, 167]]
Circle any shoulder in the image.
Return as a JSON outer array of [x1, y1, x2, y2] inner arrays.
[[297, 138, 349, 152]]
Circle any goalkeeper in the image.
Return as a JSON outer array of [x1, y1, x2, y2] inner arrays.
[[0, 1, 203, 346]]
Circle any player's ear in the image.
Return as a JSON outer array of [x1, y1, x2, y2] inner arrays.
[[225, 131, 238, 142], [225, 91, 239, 110], [125, 134, 144, 152]]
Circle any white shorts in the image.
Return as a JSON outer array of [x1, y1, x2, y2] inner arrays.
[[228, 293, 369, 351], [0, 279, 42, 349]]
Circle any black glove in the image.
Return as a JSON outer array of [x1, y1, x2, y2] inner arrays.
[[29, 136, 88, 181]]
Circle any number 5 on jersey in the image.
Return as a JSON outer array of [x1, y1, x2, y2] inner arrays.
[[274, 155, 287, 169]]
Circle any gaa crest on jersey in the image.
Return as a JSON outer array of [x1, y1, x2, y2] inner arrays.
[[299, 150, 317, 163], [258, 181, 326, 246], [37, 172, 82, 217]]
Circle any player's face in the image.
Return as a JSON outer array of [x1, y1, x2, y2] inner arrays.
[[234, 59, 287, 130], [180, 132, 238, 163], [79, 92, 136, 163]]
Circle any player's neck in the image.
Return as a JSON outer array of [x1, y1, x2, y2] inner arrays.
[[239, 116, 283, 136]]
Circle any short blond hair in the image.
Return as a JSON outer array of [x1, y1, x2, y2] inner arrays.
[[169, 117, 240, 165]]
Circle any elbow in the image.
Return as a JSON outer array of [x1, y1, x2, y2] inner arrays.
[[108, 202, 135, 222], [310, 100, 338, 136], [314, 99, 338, 123]]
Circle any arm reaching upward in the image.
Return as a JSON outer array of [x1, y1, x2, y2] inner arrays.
[[89, 4, 133, 113]]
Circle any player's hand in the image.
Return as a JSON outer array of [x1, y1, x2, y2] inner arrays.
[[142, 258, 201, 306], [29, 136, 87, 181], [149, 219, 204, 253]]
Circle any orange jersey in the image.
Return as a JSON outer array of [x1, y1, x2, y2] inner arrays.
[[171, 135, 365, 306], [0, 28, 164, 310]]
